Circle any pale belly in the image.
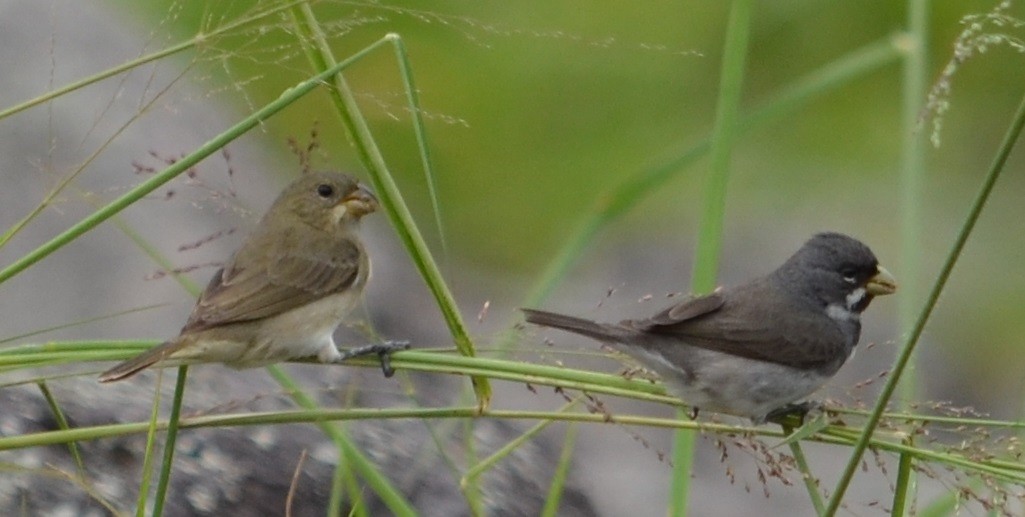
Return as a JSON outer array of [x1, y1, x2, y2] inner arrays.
[[171, 290, 360, 367], [630, 346, 832, 423]]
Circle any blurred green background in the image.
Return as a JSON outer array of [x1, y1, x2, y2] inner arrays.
[[108, 0, 1025, 407], [112, 1, 1018, 254], [3, 0, 1025, 513]]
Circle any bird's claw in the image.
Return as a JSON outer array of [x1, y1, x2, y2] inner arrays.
[[765, 401, 822, 426], [339, 341, 411, 378]]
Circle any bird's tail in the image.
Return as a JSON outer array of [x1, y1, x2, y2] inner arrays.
[[521, 308, 631, 343], [99, 340, 185, 383]]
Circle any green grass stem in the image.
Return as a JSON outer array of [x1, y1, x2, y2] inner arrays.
[[286, 5, 490, 410], [671, 1, 753, 514], [824, 89, 1025, 516]]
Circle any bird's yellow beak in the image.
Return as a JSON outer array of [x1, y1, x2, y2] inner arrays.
[[866, 265, 898, 296], [337, 184, 379, 219]]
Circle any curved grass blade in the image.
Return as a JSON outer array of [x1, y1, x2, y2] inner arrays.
[[286, 5, 490, 409], [0, 47, 390, 286], [824, 88, 1025, 517]]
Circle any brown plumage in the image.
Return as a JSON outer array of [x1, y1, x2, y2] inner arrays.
[[100, 172, 378, 382]]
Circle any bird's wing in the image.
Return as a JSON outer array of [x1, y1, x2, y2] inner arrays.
[[628, 287, 847, 369], [628, 291, 727, 328], [180, 235, 363, 334]]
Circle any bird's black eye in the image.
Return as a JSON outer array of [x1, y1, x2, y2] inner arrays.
[[841, 268, 857, 284], [316, 184, 334, 198]]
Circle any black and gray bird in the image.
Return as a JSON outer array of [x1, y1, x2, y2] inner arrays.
[[522, 232, 897, 423]]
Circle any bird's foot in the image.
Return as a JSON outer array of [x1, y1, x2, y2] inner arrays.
[[337, 341, 411, 378], [688, 406, 700, 420], [764, 401, 822, 426]]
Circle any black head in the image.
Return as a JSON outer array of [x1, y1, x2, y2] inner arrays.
[[773, 232, 896, 315]]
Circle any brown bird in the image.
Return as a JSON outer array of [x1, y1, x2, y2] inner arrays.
[[523, 232, 897, 423], [100, 171, 407, 382]]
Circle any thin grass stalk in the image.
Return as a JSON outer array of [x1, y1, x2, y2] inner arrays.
[[326, 460, 346, 517], [4, 405, 1023, 483], [267, 366, 414, 516], [0, 46, 384, 286], [0, 1, 307, 121], [0, 68, 187, 251], [0, 345, 679, 405], [916, 481, 963, 516], [334, 462, 367, 517], [893, 0, 930, 511], [346, 26, 467, 498], [385, 371, 465, 496], [671, 0, 753, 514], [339, 438, 371, 517], [461, 417, 484, 515], [782, 423, 825, 514], [25, 339, 1025, 430], [898, 0, 930, 401], [390, 35, 447, 252], [285, 6, 491, 409], [690, 1, 751, 287], [393, 373, 467, 491], [151, 366, 188, 517], [461, 400, 579, 485], [106, 215, 202, 295], [158, 414, 1025, 483], [515, 36, 902, 342], [285, 450, 308, 517], [136, 375, 164, 517], [0, 306, 166, 346], [824, 89, 1025, 516], [37, 382, 86, 480], [541, 422, 579, 517], [892, 449, 915, 516]]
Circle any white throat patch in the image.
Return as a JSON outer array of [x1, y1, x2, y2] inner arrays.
[[826, 304, 856, 322], [845, 287, 866, 310], [827, 287, 866, 323], [331, 203, 349, 223]]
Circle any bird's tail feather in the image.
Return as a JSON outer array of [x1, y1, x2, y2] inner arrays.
[[521, 308, 630, 342], [99, 340, 184, 382]]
